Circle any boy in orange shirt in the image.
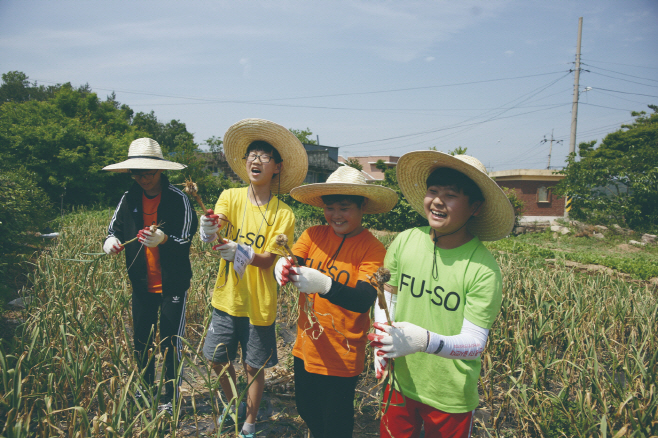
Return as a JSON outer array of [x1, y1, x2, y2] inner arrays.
[[275, 166, 397, 438]]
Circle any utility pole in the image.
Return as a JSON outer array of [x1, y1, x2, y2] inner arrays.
[[566, 17, 583, 219], [569, 17, 583, 155], [541, 129, 563, 169]]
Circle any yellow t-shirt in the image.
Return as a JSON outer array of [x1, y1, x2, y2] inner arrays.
[[211, 187, 295, 326]]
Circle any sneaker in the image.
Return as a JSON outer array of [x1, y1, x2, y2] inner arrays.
[[218, 401, 246, 429], [131, 386, 152, 409], [158, 401, 173, 417]]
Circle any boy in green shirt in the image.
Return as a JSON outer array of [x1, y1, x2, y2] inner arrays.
[[369, 151, 515, 437]]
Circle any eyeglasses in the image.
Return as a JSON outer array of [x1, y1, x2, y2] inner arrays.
[[130, 171, 158, 181], [244, 153, 273, 164]]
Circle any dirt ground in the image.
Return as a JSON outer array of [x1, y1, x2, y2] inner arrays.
[[171, 322, 383, 438]]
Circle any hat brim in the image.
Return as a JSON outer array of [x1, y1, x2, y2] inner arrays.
[[290, 183, 398, 214], [223, 118, 308, 194], [103, 157, 186, 172], [396, 151, 514, 241]]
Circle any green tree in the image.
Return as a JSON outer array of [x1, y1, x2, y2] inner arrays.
[[289, 128, 317, 145], [0, 168, 54, 250], [449, 146, 468, 155], [362, 167, 426, 232], [375, 159, 387, 172], [554, 105, 658, 232], [344, 158, 363, 171]]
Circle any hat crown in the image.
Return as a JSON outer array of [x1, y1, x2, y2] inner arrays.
[[326, 166, 367, 185], [128, 138, 164, 159], [453, 154, 487, 175]]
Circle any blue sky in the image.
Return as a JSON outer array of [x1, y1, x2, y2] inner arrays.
[[1, 0, 656, 171]]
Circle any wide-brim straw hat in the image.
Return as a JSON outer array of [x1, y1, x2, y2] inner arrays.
[[290, 165, 398, 214], [223, 118, 308, 194], [396, 151, 514, 241], [103, 138, 186, 172]]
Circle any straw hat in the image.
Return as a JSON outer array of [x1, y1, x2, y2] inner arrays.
[[103, 138, 186, 172], [223, 118, 308, 194], [396, 151, 514, 241], [290, 165, 398, 214]]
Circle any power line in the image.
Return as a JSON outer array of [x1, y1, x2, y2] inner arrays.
[[587, 71, 658, 88], [590, 87, 658, 99], [583, 63, 658, 83], [581, 59, 658, 71]]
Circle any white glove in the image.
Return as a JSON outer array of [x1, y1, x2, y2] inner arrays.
[[138, 228, 166, 248], [374, 349, 388, 380], [200, 214, 219, 242], [373, 290, 396, 379], [103, 236, 124, 255], [274, 256, 294, 286], [369, 321, 429, 359], [213, 239, 237, 262], [290, 266, 332, 295]]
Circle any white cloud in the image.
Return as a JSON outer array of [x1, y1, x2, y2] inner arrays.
[[425, 56, 435, 62], [504, 50, 514, 57]]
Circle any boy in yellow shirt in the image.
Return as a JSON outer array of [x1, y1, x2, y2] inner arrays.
[[199, 119, 307, 438]]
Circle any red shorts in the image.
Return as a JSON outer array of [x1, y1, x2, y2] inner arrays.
[[380, 385, 474, 438]]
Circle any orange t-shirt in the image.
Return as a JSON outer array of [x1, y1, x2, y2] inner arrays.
[[142, 193, 162, 294], [291, 225, 386, 377]]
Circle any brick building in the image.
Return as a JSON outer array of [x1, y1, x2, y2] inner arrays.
[[490, 169, 566, 223], [337, 155, 399, 181]]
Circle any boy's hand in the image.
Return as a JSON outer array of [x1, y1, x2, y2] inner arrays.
[[138, 227, 167, 247], [201, 210, 221, 233], [103, 236, 124, 255], [274, 256, 295, 286], [290, 266, 332, 295], [212, 239, 237, 261], [368, 321, 429, 358]]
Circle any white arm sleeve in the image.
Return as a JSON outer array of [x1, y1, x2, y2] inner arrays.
[[373, 289, 397, 325], [425, 318, 489, 360]]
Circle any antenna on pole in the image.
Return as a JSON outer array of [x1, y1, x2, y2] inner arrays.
[[541, 129, 563, 169]]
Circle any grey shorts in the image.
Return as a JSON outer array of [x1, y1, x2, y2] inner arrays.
[[203, 308, 278, 369]]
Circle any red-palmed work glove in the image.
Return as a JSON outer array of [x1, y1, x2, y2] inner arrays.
[[212, 239, 236, 261], [368, 321, 429, 359], [103, 236, 124, 255], [200, 209, 221, 243], [289, 266, 332, 295], [274, 256, 295, 286], [138, 227, 167, 248]]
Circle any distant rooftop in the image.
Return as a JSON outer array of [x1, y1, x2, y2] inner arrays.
[[490, 169, 565, 181]]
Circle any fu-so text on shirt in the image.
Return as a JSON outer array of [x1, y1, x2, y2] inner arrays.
[[304, 258, 351, 285], [230, 229, 266, 249], [399, 273, 461, 311]]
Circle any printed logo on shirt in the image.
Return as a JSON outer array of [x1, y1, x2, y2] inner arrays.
[[231, 228, 266, 249], [305, 258, 350, 285], [133, 208, 138, 213], [399, 273, 461, 311], [172, 296, 180, 303]]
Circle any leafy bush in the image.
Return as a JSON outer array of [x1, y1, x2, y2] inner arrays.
[[362, 168, 426, 232], [502, 186, 525, 225], [0, 168, 53, 250], [554, 105, 658, 233]]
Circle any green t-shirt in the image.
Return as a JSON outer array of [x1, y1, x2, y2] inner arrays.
[[385, 226, 502, 413]]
